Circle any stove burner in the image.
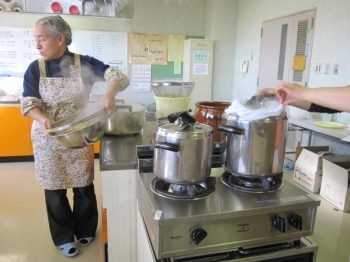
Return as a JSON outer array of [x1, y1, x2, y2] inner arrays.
[[151, 177, 216, 200], [221, 171, 283, 193]]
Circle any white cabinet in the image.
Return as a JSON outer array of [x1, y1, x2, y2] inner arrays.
[[136, 208, 154, 262], [101, 169, 138, 262]]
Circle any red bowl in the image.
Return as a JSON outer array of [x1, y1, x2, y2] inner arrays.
[[69, 5, 79, 15], [51, 2, 62, 13]]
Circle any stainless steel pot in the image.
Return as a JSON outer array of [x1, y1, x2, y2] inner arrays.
[[47, 105, 106, 148], [105, 99, 146, 135], [153, 122, 213, 184], [218, 111, 288, 177]]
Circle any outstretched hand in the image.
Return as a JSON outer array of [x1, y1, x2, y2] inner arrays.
[[275, 82, 306, 105]]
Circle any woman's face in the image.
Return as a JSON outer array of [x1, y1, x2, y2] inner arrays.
[[33, 24, 66, 60]]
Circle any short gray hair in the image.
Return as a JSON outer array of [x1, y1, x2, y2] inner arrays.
[[35, 15, 72, 46]]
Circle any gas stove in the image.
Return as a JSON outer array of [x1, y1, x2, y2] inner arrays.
[[151, 176, 216, 200], [221, 171, 283, 193], [137, 146, 320, 261]]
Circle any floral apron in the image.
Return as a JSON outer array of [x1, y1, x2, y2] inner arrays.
[[32, 54, 94, 190]]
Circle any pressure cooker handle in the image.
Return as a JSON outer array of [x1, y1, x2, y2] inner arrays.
[[154, 141, 180, 152], [217, 125, 245, 136]]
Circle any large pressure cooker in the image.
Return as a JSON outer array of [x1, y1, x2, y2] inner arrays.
[[153, 112, 213, 184], [218, 111, 288, 177]]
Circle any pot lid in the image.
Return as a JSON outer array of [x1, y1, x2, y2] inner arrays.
[[158, 122, 213, 134], [47, 105, 106, 136]]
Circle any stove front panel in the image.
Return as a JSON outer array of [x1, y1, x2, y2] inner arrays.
[[137, 168, 320, 259], [157, 208, 315, 259]]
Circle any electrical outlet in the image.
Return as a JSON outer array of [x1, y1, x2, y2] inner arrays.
[[324, 63, 330, 74], [315, 63, 322, 74], [333, 64, 339, 75]]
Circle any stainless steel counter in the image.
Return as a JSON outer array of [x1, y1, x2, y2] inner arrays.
[[99, 118, 157, 171]]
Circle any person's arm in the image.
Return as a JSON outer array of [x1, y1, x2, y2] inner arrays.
[[276, 82, 350, 112], [27, 107, 52, 136], [82, 55, 130, 116], [101, 80, 124, 116], [258, 87, 312, 110]]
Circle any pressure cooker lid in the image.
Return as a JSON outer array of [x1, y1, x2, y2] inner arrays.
[[158, 122, 213, 134]]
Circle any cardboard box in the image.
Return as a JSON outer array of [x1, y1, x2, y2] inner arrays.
[[320, 155, 350, 212], [293, 146, 330, 193]]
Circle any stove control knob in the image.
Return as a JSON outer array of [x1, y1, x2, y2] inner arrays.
[[191, 229, 207, 245], [271, 215, 285, 233], [288, 213, 303, 230]]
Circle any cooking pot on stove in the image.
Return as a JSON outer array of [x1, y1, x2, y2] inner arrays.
[[218, 111, 288, 177], [153, 112, 213, 184], [105, 99, 146, 135]]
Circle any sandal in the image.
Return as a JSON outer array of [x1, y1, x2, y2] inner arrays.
[[78, 237, 94, 247], [59, 242, 79, 257], [284, 162, 295, 170]]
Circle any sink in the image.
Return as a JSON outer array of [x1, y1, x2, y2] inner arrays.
[[82, 0, 114, 17]]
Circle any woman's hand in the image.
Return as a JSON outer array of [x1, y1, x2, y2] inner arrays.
[[40, 117, 52, 136], [101, 93, 115, 116], [275, 82, 307, 105], [28, 108, 52, 136], [102, 80, 123, 116]]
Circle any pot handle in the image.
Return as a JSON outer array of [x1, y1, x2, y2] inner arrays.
[[154, 141, 180, 152], [217, 125, 245, 136], [115, 99, 125, 104], [115, 105, 132, 112]]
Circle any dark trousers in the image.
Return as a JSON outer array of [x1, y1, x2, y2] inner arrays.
[[44, 183, 98, 246]]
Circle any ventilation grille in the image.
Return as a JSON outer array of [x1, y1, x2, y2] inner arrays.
[[293, 19, 308, 82]]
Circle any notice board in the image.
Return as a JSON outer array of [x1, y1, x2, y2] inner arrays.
[[0, 26, 128, 77]]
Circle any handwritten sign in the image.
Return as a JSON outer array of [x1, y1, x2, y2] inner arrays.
[[0, 26, 128, 77]]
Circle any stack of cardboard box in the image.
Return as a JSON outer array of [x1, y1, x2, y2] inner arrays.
[[292, 146, 350, 212]]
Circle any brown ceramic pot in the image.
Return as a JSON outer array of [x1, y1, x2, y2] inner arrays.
[[194, 101, 231, 142]]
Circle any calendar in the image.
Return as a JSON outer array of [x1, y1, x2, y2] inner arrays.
[[131, 64, 152, 92]]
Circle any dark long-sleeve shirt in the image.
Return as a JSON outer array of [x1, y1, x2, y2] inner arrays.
[[23, 49, 110, 99], [308, 103, 342, 114]]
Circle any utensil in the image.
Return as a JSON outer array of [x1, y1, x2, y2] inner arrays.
[[47, 105, 106, 148]]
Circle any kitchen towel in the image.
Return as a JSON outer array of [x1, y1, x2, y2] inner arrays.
[[225, 99, 284, 121]]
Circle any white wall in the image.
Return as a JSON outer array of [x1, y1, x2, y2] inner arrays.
[[0, 0, 207, 106], [1, 0, 350, 113], [232, 0, 350, 123], [205, 0, 239, 102]]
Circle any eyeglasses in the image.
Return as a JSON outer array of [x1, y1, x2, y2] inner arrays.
[[33, 38, 49, 46]]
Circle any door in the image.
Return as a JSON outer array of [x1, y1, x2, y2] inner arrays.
[[258, 10, 316, 90]]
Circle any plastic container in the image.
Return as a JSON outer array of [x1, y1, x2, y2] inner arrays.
[[154, 96, 190, 118]]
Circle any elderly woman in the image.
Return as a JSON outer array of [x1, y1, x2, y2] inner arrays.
[[21, 16, 130, 257]]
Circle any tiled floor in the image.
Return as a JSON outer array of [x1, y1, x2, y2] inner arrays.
[[0, 159, 350, 262], [0, 160, 103, 262]]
